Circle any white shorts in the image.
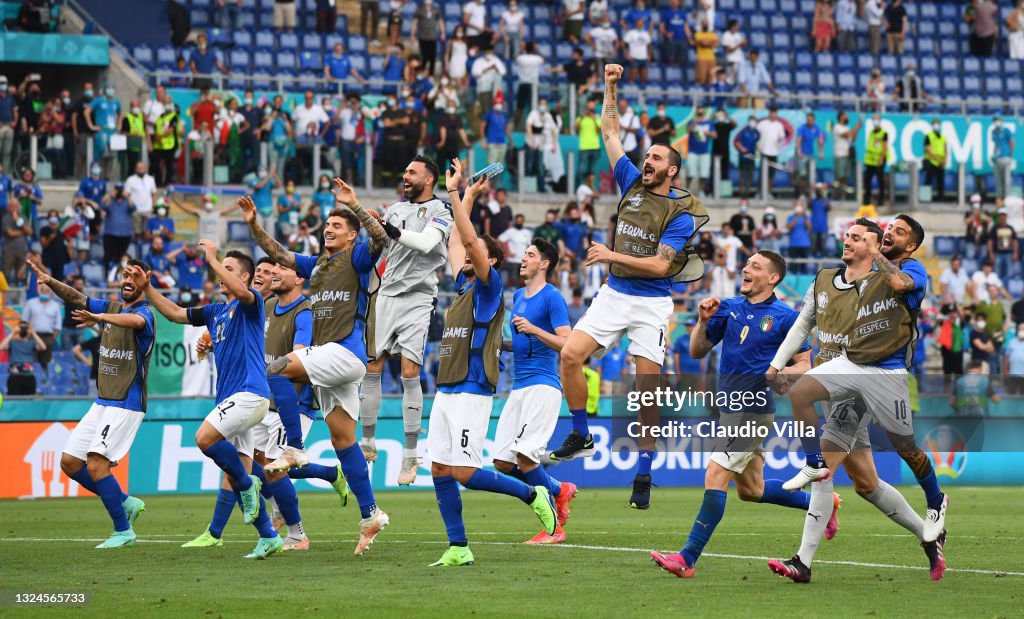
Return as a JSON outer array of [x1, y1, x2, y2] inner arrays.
[[573, 284, 673, 365], [371, 292, 432, 365], [707, 412, 773, 474], [298, 342, 366, 420], [492, 385, 562, 464], [426, 391, 492, 468], [64, 403, 144, 464], [805, 355, 914, 443], [252, 412, 315, 460], [206, 392, 270, 458], [820, 397, 873, 454]]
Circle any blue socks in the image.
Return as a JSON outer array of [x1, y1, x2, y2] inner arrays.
[[570, 408, 589, 434], [250, 461, 273, 499], [761, 479, 811, 509], [267, 374, 305, 450], [70, 467, 129, 502], [917, 471, 944, 511], [681, 489, 728, 567], [265, 478, 301, 526], [336, 444, 376, 518], [522, 466, 561, 498], [94, 475, 130, 532], [202, 440, 251, 489], [637, 450, 654, 476], [433, 475, 467, 545], [464, 469, 531, 502], [288, 463, 339, 483], [209, 488, 237, 538]]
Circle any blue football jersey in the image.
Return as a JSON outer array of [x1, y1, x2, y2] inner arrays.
[[438, 267, 504, 396], [88, 298, 155, 413], [190, 290, 270, 404], [510, 283, 570, 390]]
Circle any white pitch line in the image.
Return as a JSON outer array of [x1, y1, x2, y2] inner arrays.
[[3, 537, 1022, 577]]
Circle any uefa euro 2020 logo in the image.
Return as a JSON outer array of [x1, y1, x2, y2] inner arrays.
[[922, 424, 968, 479]]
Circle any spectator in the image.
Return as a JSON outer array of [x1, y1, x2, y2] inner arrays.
[[360, 0, 380, 39], [940, 255, 972, 305], [586, 14, 619, 70], [144, 235, 174, 289], [966, 0, 999, 57], [189, 33, 230, 90], [288, 220, 320, 256], [17, 78, 42, 160], [831, 110, 861, 196], [463, 0, 490, 49], [557, 204, 588, 262], [865, 67, 887, 110], [862, 113, 888, 206], [708, 108, 736, 194], [445, 25, 470, 91], [623, 19, 653, 84], [70, 81, 95, 178], [1, 320, 46, 394], [736, 49, 774, 108], [497, 1, 526, 57], [534, 209, 565, 254], [411, 0, 445, 75], [786, 200, 812, 274], [84, 85, 121, 178], [969, 312, 996, 372], [1014, 295, 1024, 335], [293, 90, 330, 145], [1005, 324, 1024, 394], [514, 42, 546, 121], [988, 209, 1020, 282], [977, 285, 1008, 344], [812, 0, 835, 52], [2, 199, 32, 283], [213, 0, 241, 34], [483, 188, 513, 238], [39, 96, 68, 178], [576, 172, 597, 209], [498, 213, 532, 285], [972, 260, 1010, 304], [952, 360, 1001, 413], [884, 0, 908, 55], [755, 206, 783, 253], [720, 19, 746, 79], [562, 0, 586, 44], [895, 64, 928, 113], [551, 46, 598, 99], [525, 98, 558, 192], [386, 0, 407, 47], [991, 117, 1015, 202], [313, 0, 336, 33], [0, 160, 9, 214], [621, 0, 652, 30], [647, 101, 675, 147], [673, 319, 703, 375], [575, 98, 601, 179], [381, 43, 407, 96], [729, 199, 756, 252], [566, 288, 587, 326], [144, 199, 176, 243], [708, 68, 733, 110], [795, 112, 825, 197], [14, 167, 42, 225], [618, 98, 642, 164], [922, 118, 949, 202], [118, 99, 147, 182], [335, 95, 364, 185], [436, 101, 470, 166], [756, 106, 786, 195], [809, 186, 831, 257], [273, 0, 297, 33], [692, 18, 718, 85], [38, 210, 72, 282], [324, 42, 367, 85], [834, 0, 857, 52], [0, 77, 16, 172], [964, 194, 990, 260], [480, 100, 509, 168], [734, 115, 759, 198], [151, 91, 179, 186], [686, 107, 716, 196], [167, 243, 207, 291], [865, 0, 885, 55], [1010, 2, 1024, 60], [22, 283, 61, 372], [276, 180, 302, 240], [472, 46, 506, 114], [124, 160, 157, 241], [708, 250, 736, 299], [715, 221, 745, 275], [659, 0, 691, 67], [100, 182, 133, 268]]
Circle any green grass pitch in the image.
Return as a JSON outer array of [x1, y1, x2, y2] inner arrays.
[[0, 487, 1020, 617]]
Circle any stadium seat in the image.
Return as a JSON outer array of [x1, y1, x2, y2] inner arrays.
[[815, 54, 835, 72], [835, 53, 854, 72], [532, 5, 552, 22], [771, 32, 791, 50], [132, 46, 154, 66], [769, 15, 788, 33], [255, 30, 275, 49], [791, 16, 809, 33], [879, 54, 898, 73], [769, 51, 789, 69], [369, 54, 385, 75], [985, 76, 1004, 97], [794, 51, 813, 70], [82, 261, 105, 288], [276, 51, 298, 72], [921, 3, 939, 21], [232, 30, 253, 49], [778, 0, 798, 16], [254, 49, 274, 71], [939, 56, 959, 75], [773, 69, 793, 90], [749, 31, 768, 49], [208, 28, 229, 47], [1006, 76, 1023, 95], [749, 14, 767, 31], [324, 33, 346, 51], [299, 51, 321, 73], [533, 23, 553, 42], [795, 70, 813, 89], [443, 2, 460, 20], [981, 57, 1001, 75], [349, 54, 367, 74], [919, 56, 938, 76], [191, 8, 209, 28], [760, 0, 779, 13], [280, 32, 299, 51], [251, 72, 274, 91], [838, 72, 856, 92], [817, 72, 836, 92], [962, 76, 981, 96], [917, 20, 936, 39], [229, 49, 251, 72], [155, 45, 177, 66], [962, 57, 981, 74], [856, 53, 875, 72], [302, 33, 323, 52], [349, 35, 367, 54], [922, 75, 940, 95]]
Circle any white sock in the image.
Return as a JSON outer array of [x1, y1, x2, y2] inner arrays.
[[797, 478, 834, 566], [403, 447, 418, 459], [359, 372, 382, 443], [286, 521, 305, 540], [864, 480, 926, 541]]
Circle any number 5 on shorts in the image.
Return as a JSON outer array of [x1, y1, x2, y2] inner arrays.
[[461, 429, 469, 448]]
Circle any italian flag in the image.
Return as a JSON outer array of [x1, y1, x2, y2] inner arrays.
[[58, 216, 82, 238]]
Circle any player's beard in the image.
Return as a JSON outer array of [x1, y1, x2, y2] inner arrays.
[[403, 178, 425, 201], [121, 282, 141, 303], [642, 164, 667, 189], [882, 239, 906, 261]]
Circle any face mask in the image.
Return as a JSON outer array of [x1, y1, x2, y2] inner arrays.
[[181, 292, 193, 304], [244, 97, 253, 106], [656, 110, 666, 118], [748, 121, 756, 129], [320, 181, 329, 189], [62, 96, 70, 105], [446, 107, 457, 114], [90, 166, 100, 177], [906, 70, 915, 77], [514, 222, 523, 229], [203, 200, 214, 211], [494, 105, 504, 112], [739, 205, 748, 214], [198, 44, 207, 51], [539, 105, 548, 113], [263, 107, 272, 116], [405, 99, 415, 108], [48, 216, 58, 225], [105, 88, 115, 97], [795, 207, 805, 215], [932, 123, 940, 131], [84, 89, 94, 98], [716, 112, 725, 121], [994, 121, 1003, 129], [976, 321, 987, 330], [39, 294, 50, 302], [258, 170, 268, 178], [156, 208, 167, 218], [19, 327, 28, 336], [1017, 330, 1024, 340], [387, 98, 396, 107]]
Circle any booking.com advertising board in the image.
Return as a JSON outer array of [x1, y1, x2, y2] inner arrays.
[[2, 398, 1022, 499]]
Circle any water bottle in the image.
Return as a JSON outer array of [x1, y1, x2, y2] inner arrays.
[[470, 162, 505, 185]]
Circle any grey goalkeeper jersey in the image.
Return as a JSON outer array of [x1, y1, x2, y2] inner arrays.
[[379, 197, 454, 297]]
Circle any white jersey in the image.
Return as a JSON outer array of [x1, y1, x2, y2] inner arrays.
[[379, 197, 454, 297]]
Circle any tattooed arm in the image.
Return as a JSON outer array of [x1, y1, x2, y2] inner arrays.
[[332, 178, 389, 257], [871, 248, 917, 293], [237, 195, 297, 270], [601, 63, 626, 166], [584, 241, 678, 277], [26, 261, 88, 309]]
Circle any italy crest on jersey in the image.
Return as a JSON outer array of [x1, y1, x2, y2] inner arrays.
[[417, 206, 428, 219], [760, 315, 774, 332]]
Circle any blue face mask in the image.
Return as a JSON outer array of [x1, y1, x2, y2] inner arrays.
[[38, 294, 50, 301], [84, 89, 94, 98]]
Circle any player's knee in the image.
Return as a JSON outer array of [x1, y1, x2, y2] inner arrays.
[[60, 453, 83, 477], [85, 455, 111, 480], [560, 347, 585, 372], [736, 486, 762, 502], [492, 459, 514, 474], [430, 462, 450, 477], [853, 479, 877, 497]]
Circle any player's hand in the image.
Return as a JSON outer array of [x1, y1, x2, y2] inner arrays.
[[585, 242, 614, 266], [196, 330, 213, 358], [697, 297, 720, 321], [123, 264, 150, 292], [445, 158, 464, 192], [237, 195, 257, 225], [863, 229, 880, 251], [464, 172, 489, 202], [511, 315, 537, 336], [368, 209, 385, 224], [605, 63, 624, 85], [71, 308, 102, 329], [332, 178, 359, 207], [25, 259, 51, 285], [197, 239, 219, 261]]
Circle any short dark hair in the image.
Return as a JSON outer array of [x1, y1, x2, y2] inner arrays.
[[328, 207, 361, 231], [572, 287, 583, 297], [531, 237, 559, 278], [968, 359, 984, 371], [257, 256, 276, 268], [652, 143, 682, 175], [411, 154, 440, 186], [895, 213, 925, 251], [481, 234, 505, 270], [854, 217, 884, 241], [755, 250, 787, 283], [224, 250, 255, 283], [127, 258, 152, 273]]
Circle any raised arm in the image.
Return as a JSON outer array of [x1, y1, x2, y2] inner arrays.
[[690, 297, 720, 359], [237, 195, 296, 270], [71, 307, 146, 330], [26, 261, 88, 309], [601, 64, 626, 166], [133, 267, 188, 324], [445, 159, 491, 283], [865, 230, 916, 293], [769, 285, 817, 373], [331, 178, 389, 257], [199, 239, 255, 305]]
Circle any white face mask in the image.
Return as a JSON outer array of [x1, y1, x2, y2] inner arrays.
[[1017, 330, 1024, 340], [976, 321, 987, 330]]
